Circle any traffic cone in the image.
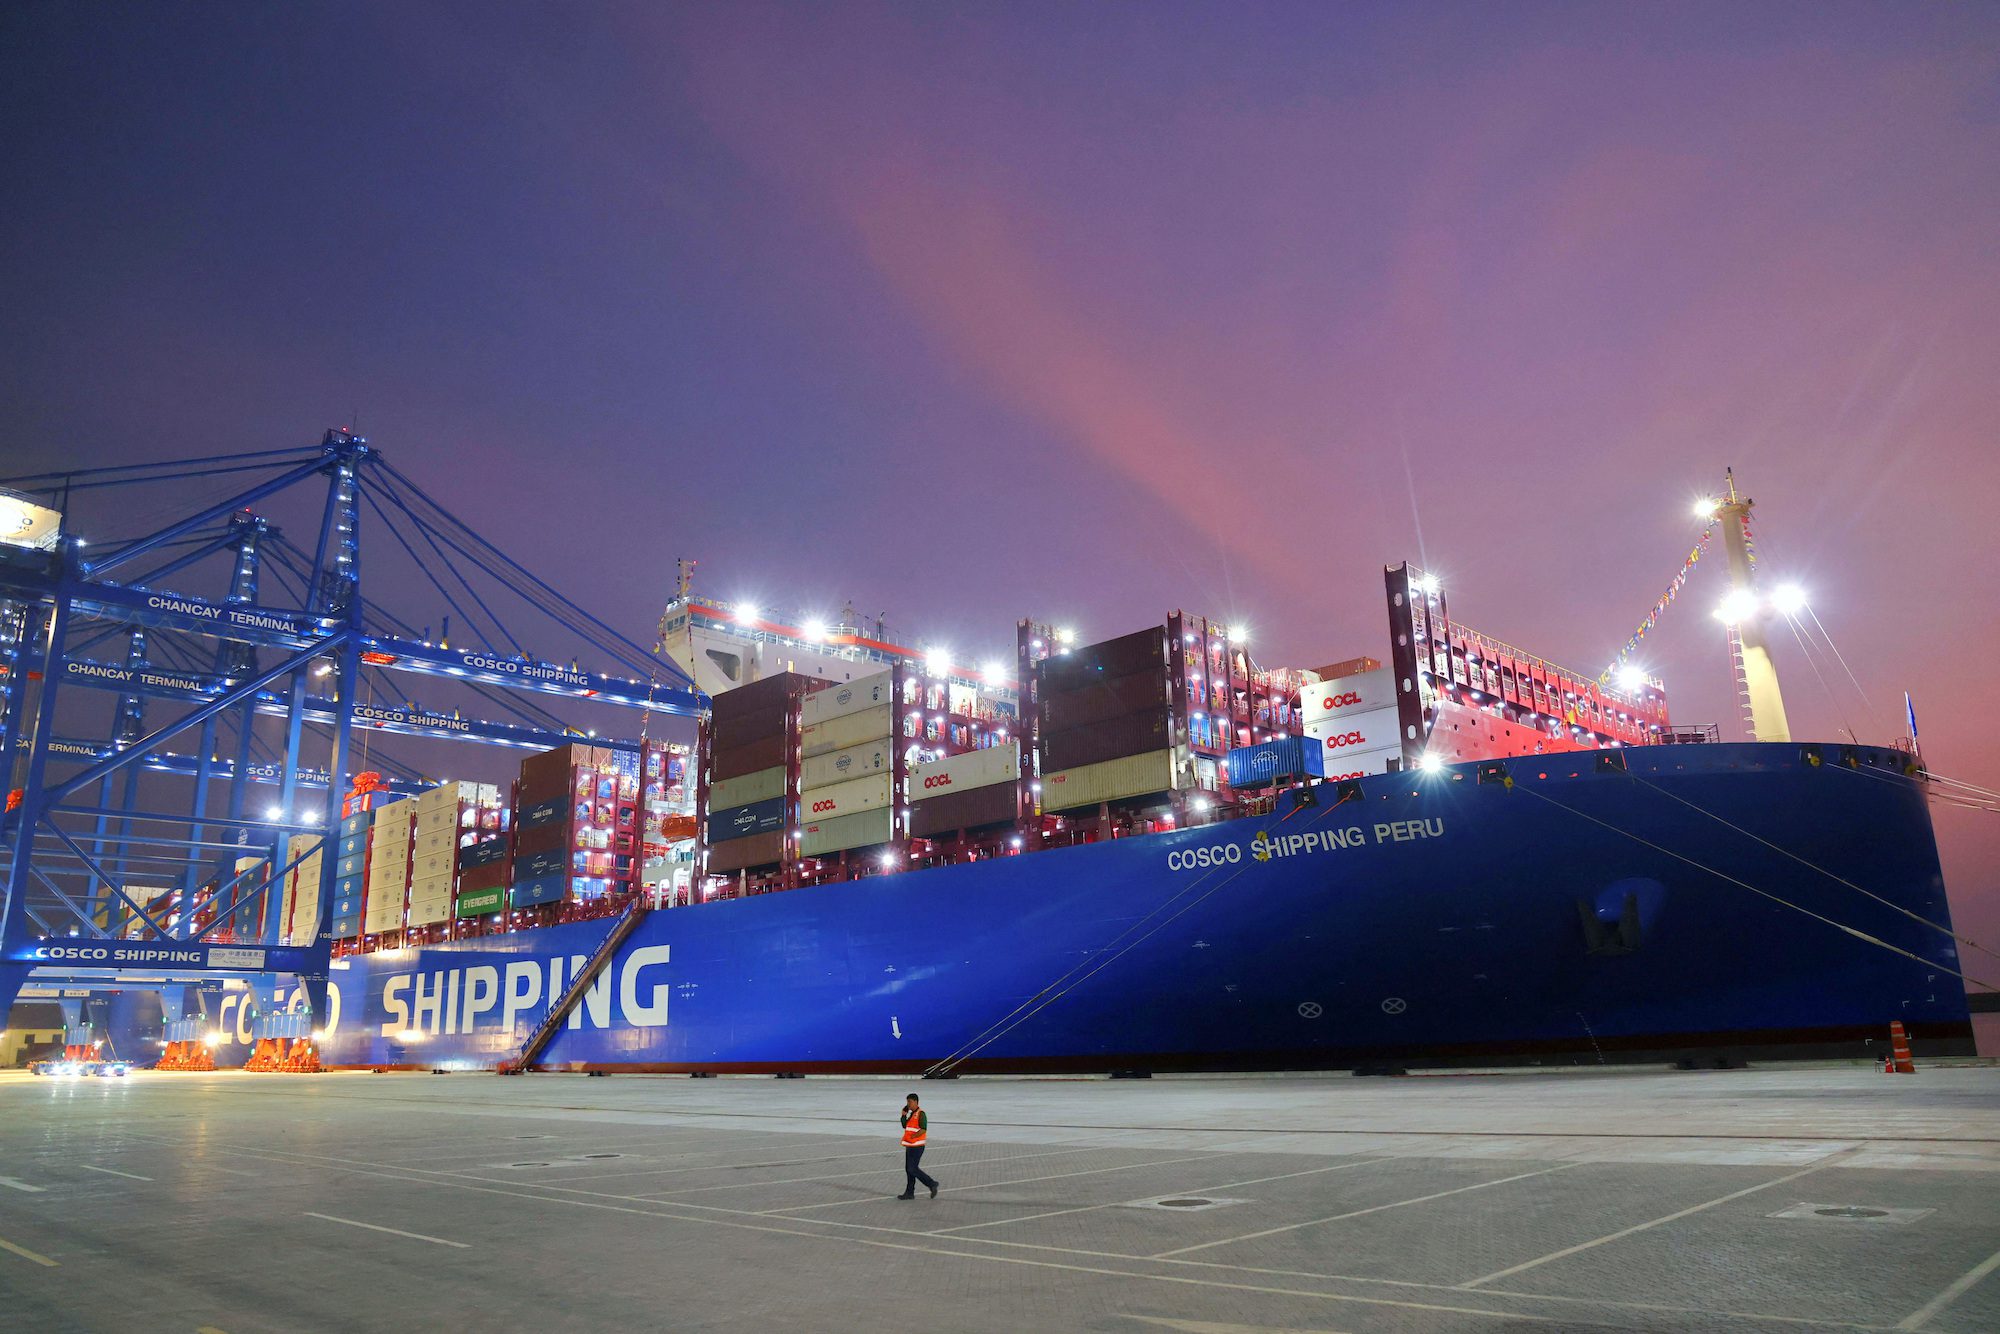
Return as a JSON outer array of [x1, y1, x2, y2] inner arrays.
[[1889, 1021, 1916, 1074]]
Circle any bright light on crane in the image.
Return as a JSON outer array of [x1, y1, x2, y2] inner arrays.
[[1771, 584, 1808, 616], [981, 659, 1008, 686], [1714, 589, 1758, 623], [735, 603, 761, 625], [1693, 497, 1720, 520], [924, 647, 952, 677], [799, 618, 827, 641], [1226, 625, 1247, 644], [1615, 664, 1647, 693]]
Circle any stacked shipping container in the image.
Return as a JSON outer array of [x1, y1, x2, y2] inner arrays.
[[511, 745, 638, 911], [703, 673, 819, 878], [1037, 626, 1193, 816], [362, 802, 414, 937], [798, 670, 897, 860], [1301, 665, 1406, 778]]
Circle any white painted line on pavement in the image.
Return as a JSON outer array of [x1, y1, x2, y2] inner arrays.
[[761, 1153, 1220, 1215], [1153, 1164, 1575, 1259], [79, 1165, 153, 1181], [1897, 1243, 2000, 1331], [0, 1176, 46, 1193], [303, 1211, 470, 1248], [1461, 1151, 1855, 1289]]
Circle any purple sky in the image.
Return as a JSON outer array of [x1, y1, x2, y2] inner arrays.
[[4, 3, 1996, 981]]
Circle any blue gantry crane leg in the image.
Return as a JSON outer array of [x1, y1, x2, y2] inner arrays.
[[2, 428, 705, 1036]]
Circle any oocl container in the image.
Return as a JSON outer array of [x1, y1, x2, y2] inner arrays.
[[799, 670, 893, 727], [1039, 746, 1189, 812], [801, 772, 893, 822], [799, 807, 894, 858], [908, 741, 1019, 802], [1299, 667, 1399, 726], [800, 703, 892, 758], [1305, 703, 1402, 756], [800, 737, 894, 791]]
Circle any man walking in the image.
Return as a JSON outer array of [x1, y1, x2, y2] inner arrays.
[[898, 1093, 939, 1200]]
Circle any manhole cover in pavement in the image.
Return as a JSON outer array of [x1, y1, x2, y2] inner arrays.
[[1124, 1196, 1247, 1212], [1769, 1202, 1934, 1225]]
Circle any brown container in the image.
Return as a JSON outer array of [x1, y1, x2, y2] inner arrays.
[[1040, 667, 1170, 734], [1041, 626, 1166, 691], [1041, 710, 1172, 773], [710, 702, 791, 751], [710, 733, 790, 783], [909, 782, 1021, 838], [1314, 655, 1382, 681], [706, 829, 785, 874], [710, 672, 819, 724], [519, 743, 584, 796], [455, 862, 510, 894], [511, 822, 568, 859]]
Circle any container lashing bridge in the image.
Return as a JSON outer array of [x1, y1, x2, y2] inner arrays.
[[0, 430, 705, 1053]]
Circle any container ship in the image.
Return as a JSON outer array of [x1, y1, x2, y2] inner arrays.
[[178, 496, 1972, 1073]]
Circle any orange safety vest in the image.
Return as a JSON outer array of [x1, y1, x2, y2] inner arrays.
[[900, 1109, 927, 1147]]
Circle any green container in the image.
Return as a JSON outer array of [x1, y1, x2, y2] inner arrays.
[[455, 885, 507, 918]]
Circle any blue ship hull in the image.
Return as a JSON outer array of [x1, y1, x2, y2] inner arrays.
[[304, 744, 1974, 1071]]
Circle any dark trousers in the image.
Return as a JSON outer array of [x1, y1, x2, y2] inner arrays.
[[903, 1144, 937, 1194]]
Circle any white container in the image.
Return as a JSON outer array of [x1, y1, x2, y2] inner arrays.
[[412, 827, 457, 860], [909, 742, 1019, 803], [708, 763, 788, 811], [801, 670, 894, 727], [1299, 667, 1399, 725], [1319, 742, 1402, 780], [1306, 703, 1404, 756], [409, 869, 455, 899], [801, 703, 892, 758], [801, 772, 893, 822], [1040, 747, 1188, 812], [799, 807, 895, 858], [801, 738, 895, 791], [411, 850, 455, 882], [404, 895, 453, 927]]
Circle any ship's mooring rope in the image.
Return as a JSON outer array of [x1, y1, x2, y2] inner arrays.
[[1513, 782, 1996, 993], [922, 795, 1346, 1078], [1617, 769, 2000, 967]]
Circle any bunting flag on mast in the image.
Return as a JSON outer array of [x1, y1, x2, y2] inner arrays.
[[1598, 523, 1716, 686]]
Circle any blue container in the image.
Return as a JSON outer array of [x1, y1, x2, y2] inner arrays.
[[510, 873, 567, 908], [340, 811, 371, 836], [337, 852, 367, 880], [332, 894, 362, 919], [338, 832, 369, 859], [328, 913, 361, 937], [518, 797, 565, 830], [459, 838, 509, 870], [517, 847, 567, 881], [1225, 737, 1323, 789], [707, 796, 787, 842]]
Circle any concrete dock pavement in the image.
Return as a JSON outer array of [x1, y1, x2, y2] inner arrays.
[[1, 1062, 1996, 1332]]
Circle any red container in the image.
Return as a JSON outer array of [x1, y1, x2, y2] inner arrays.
[[710, 702, 791, 751], [909, 782, 1021, 838], [710, 733, 790, 783], [1040, 668, 1170, 734], [710, 672, 818, 724], [1041, 627, 1166, 691], [1041, 710, 1172, 773], [707, 829, 786, 874]]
